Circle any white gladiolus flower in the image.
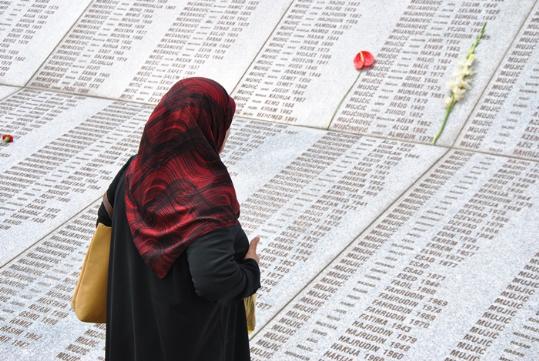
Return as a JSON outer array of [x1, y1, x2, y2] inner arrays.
[[453, 87, 465, 101], [458, 79, 471, 89], [432, 22, 486, 145]]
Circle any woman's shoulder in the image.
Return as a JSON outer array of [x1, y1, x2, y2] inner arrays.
[[194, 221, 243, 240], [107, 155, 136, 204], [186, 222, 247, 251]]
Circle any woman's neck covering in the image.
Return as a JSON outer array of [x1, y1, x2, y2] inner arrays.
[[124, 77, 240, 279]]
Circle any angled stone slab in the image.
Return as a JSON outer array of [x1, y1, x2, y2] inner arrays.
[[0, 1, 92, 85], [0, 91, 152, 265], [0, 89, 116, 168], [227, 133, 446, 330], [232, 0, 410, 128], [0, 202, 107, 361], [456, 4, 539, 161], [328, 0, 535, 145], [249, 150, 539, 361], [436, 251, 539, 360], [28, 0, 293, 102]]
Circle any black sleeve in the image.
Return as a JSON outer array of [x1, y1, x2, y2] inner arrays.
[[96, 156, 135, 227], [186, 225, 261, 303]]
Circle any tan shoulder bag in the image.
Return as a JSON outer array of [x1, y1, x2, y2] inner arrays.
[[71, 193, 112, 323]]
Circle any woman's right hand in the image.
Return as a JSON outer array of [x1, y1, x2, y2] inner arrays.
[[244, 236, 260, 263]]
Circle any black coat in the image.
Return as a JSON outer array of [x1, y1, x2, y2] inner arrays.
[[98, 156, 261, 361]]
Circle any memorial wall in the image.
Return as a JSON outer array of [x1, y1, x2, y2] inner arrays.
[[0, 0, 537, 360]]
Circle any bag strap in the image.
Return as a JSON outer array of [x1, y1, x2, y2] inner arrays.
[[102, 193, 113, 219]]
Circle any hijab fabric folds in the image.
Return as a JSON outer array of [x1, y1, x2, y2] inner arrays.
[[124, 77, 240, 279]]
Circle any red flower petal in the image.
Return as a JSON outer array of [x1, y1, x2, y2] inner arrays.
[[2, 134, 13, 143], [353, 52, 365, 70], [361, 51, 375, 67]]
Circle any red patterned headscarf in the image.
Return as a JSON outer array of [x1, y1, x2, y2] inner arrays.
[[124, 77, 240, 279]]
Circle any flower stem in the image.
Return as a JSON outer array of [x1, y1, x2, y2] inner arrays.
[[432, 101, 455, 145]]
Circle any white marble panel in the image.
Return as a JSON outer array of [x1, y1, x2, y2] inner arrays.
[[232, 0, 410, 128], [0, 89, 116, 167], [230, 134, 446, 328], [0, 91, 151, 265], [28, 0, 293, 101], [248, 150, 539, 361], [0, 0, 92, 85], [0, 202, 107, 361], [456, 4, 539, 160], [329, 0, 536, 145]]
